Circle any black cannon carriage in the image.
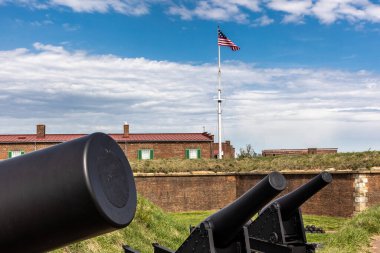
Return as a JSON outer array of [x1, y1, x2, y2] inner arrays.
[[124, 172, 288, 253], [124, 172, 332, 253], [246, 172, 332, 253]]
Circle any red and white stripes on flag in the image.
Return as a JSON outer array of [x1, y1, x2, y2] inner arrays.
[[218, 29, 240, 51]]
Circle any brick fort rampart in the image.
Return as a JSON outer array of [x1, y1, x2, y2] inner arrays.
[[135, 170, 380, 217]]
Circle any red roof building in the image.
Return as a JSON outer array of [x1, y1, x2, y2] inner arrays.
[[0, 124, 235, 160]]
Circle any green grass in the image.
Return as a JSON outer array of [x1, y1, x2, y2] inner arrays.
[[54, 199, 380, 253], [170, 211, 346, 246], [303, 215, 346, 244], [319, 205, 380, 253], [53, 196, 189, 253], [130, 151, 380, 173], [170, 210, 214, 227]]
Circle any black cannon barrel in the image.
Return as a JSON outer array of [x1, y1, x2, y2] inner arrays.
[[273, 172, 332, 220], [204, 172, 287, 248], [0, 132, 137, 253]]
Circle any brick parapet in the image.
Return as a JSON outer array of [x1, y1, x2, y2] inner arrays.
[[134, 170, 380, 217]]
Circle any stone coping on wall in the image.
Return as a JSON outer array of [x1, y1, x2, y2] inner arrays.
[[133, 167, 380, 177]]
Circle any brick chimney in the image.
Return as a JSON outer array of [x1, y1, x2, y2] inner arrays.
[[123, 123, 129, 138], [36, 124, 46, 138]]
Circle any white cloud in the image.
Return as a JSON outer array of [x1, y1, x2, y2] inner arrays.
[[3, 0, 380, 25], [168, 0, 380, 25], [62, 23, 80, 31], [282, 14, 305, 24], [0, 0, 49, 9], [267, 0, 313, 15], [312, 0, 368, 24], [30, 19, 54, 27], [166, 0, 380, 25], [365, 4, 380, 21], [252, 15, 274, 26], [268, 0, 380, 24], [0, 44, 217, 133], [50, 0, 151, 15], [168, 0, 260, 23], [167, 5, 193, 20], [0, 44, 379, 152], [0, 0, 151, 15]]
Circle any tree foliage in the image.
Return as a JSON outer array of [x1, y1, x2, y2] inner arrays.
[[237, 144, 257, 159]]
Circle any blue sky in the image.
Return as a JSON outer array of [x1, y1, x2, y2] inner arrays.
[[0, 0, 379, 153]]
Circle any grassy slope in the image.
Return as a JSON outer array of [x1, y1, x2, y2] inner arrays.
[[53, 197, 189, 253], [52, 199, 380, 253], [130, 151, 380, 173], [320, 205, 380, 253], [52, 200, 353, 253]]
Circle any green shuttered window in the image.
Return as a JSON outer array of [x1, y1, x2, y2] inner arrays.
[[185, 149, 201, 159], [138, 149, 154, 160], [8, 150, 25, 158]]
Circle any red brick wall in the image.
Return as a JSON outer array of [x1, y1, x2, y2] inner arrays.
[[0, 143, 59, 159], [262, 148, 337, 157], [135, 174, 236, 212], [135, 172, 359, 217], [315, 149, 337, 154], [122, 142, 213, 160], [213, 141, 235, 159], [367, 173, 380, 208], [236, 173, 354, 217], [274, 173, 354, 217]]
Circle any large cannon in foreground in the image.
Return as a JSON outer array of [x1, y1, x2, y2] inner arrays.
[[0, 133, 137, 253]]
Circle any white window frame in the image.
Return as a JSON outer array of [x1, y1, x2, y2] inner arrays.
[[141, 149, 151, 160]]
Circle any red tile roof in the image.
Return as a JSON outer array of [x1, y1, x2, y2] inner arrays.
[[0, 133, 213, 143]]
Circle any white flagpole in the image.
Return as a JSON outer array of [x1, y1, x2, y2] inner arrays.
[[217, 27, 223, 159]]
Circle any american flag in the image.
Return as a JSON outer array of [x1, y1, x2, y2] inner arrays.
[[218, 29, 240, 51]]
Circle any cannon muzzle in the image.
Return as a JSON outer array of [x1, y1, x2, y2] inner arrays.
[[0, 132, 137, 253], [204, 172, 287, 248], [270, 172, 332, 220]]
